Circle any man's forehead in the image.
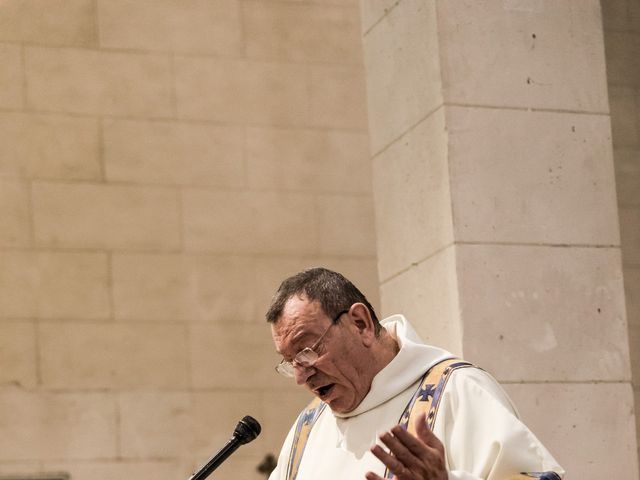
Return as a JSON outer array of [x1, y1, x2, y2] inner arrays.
[[271, 296, 326, 353]]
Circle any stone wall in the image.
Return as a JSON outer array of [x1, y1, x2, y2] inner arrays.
[[602, 0, 640, 463], [361, 1, 638, 478], [0, 1, 377, 479]]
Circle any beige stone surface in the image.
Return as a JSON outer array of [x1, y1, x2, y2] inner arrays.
[[0, 0, 97, 46], [605, 31, 640, 87], [246, 126, 371, 193], [112, 253, 256, 322], [175, 57, 308, 125], [308, 64, 368, 130], [362, 0, 442, 153], [0, 322, 37, 388], [504, 382, 639, 479], [0, 43, 23, 109], [98, 0, 242, 55], [448, 107, 620, 246], [372, 108, 452, 281], [360, 0, 401, 32], [182, 189, 317, 254], [0, 462, 42, 476], [191, 391, 264, 457], [438, 0, 609, 112], [316, 194, 376, 256], [25, 47, 173, 117], [43, 460, 188, 480], [262, 389, 312, 448], [620, 207, 640, 265], [0, 112, 101, 180], [32, 182, 181, 250], [39, 322, 189, 388], [616, 149, 640, 205], [0, 179, 30, 247], [190, 323, 290, 390], [118, 392, 192, 458], [610, 87, 640, 147], [0, 251, 110, 319], [0, 391, 117, 460], [252, 256, 380, 321], [458, 244, 630, 382], [379, 246, 463, 356], [244, 1, 362, 63], [103, 119, 244, 187]]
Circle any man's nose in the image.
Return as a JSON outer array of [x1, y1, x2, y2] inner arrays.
[[293, 364, 315, 385]]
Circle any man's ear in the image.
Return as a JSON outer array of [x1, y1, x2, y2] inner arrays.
[[348, 303, 376, 346]]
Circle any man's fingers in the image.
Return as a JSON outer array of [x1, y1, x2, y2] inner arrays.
[[379, 431, 423, 470], [415, 412, 445, 455], [370, 443, 414, 479], [364, 472, 383, 480]]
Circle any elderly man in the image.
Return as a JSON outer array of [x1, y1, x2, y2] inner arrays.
[[266, 267, 563, 480]]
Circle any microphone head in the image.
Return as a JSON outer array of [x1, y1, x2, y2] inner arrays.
[[233, 416, 261, 445]]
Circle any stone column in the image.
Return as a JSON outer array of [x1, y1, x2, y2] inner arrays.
[[361, 1, 638, 478]]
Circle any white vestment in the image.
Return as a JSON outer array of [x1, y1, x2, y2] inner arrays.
[[269, 315, 564, 480]]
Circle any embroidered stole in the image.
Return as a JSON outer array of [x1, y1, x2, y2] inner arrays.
[[283, 358, 561, 480]]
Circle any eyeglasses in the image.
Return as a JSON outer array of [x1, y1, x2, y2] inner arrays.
[[275, 309, 349, 377]]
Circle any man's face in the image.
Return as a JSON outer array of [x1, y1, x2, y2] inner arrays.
[[271, 295, 374, 414]]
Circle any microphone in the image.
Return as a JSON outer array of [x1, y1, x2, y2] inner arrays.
[[188, 416, 262, 480]]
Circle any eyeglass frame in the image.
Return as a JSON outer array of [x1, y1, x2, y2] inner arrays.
[[275, 308, 350, 377]]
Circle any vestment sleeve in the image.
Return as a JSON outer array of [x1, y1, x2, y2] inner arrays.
[[435, 368, 564, 480]]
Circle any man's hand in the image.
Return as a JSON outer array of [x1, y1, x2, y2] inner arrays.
[[365, 412, 447, 480]]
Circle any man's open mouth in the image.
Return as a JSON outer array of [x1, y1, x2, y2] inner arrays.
[[316, 384, 335, 398]]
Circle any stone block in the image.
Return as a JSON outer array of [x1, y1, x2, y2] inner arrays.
[[175, 57, 308, 125], [610, 87, 640, 148], [103, 119, 244, 187], [0, 179, 30, 247], [118, 392, 192, 458], [605, 31, 640, 87], [43, 460, 187, 480], [601, 0, 634, 32], [190, 323, 291, 390], [39, 322, 189, 388], [112, 253, 255, 322], [438, 0, 609, 112], [32, 182, 181, 250], [253, 256, 380, 321], [192, 391, 264, 457], [360, 0, 401, 33], [0, 112, 101, 180], [182, 189, 317, 255], [379, 246, 463, 355], [448, 107, 620, 246], [620, 207, 640, 265], [98, 0, 242, 55], [0, 391, 117, 460], [0, 322, 37, 388], [373, 108, 453, 281], [503, 382, 639, 479], [25, 47, 172, 117], [0, 0, 97, 46], [262, 389, 312, 448], [316, 194, 376, 256], [243, 1, 362, 63], [246, 127, 371, 193], [308, 65, 368, 129], [0, 43, 23, 109], [362, 0, 442, 153], [0, 251, 110, 319], [0, 462, 41, 476], [457, 244, 630, 382], [615, 148, 640, 206]]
